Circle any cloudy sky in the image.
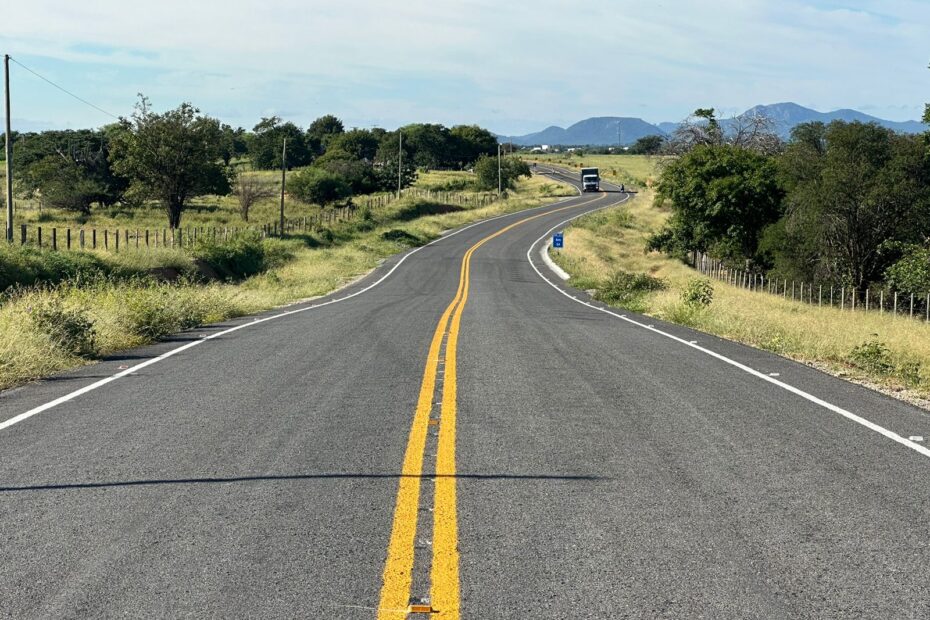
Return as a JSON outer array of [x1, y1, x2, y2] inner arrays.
[[2, 0, 928, 135]]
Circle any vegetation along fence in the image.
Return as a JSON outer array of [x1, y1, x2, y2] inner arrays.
[[693, 252, 930, 323], [11, 189, 499, 252]]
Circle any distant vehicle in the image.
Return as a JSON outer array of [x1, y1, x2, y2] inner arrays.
[[580, 167, 600, 192]]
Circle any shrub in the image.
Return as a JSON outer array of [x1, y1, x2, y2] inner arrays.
[[594, 270, 667, 311], [120, 284, 208, 340], [287, 168, 352, 205], [381, 229, 425, 247], [192, 234, 267, 280], [0, 244, 111, 291], [28, 296, 97, 358], [681, 278, 714, 307], [849, 340, 893, 375]]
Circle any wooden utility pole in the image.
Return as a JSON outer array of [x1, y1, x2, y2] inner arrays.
[[4, 55, 13, 243], [279, 138, 286, 235], [497, 143, 502, 196], [397, 131, 403, 199]]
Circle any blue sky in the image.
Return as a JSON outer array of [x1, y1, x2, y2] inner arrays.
[[2, 0, 928, 135]]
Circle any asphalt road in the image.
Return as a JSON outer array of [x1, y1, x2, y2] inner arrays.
[[2, 169, 930, 619]]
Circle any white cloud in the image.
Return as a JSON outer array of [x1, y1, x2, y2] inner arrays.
[[2, 0, 928, 133]]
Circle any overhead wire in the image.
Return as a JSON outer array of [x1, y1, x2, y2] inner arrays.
[[8, 56, 120, 120]]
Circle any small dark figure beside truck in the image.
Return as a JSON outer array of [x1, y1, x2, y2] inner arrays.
[[580, 167, 600, 192]]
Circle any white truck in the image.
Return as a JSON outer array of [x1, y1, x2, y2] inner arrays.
[[580, 167, 600, 192]]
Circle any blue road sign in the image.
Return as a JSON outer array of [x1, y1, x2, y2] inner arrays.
[[553, 232, 564, 249]]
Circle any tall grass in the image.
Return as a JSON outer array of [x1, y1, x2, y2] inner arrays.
[[552, 188, 930, 398], [0, 171, 575, 390]]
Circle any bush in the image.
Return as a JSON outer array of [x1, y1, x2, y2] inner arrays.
[[474, 155, 531, 191], [884, 244, 930, 295], [381, 229, 425, 247], [681, 278, 714, 307], [28, 296, 97, 358], [287, 168, 352, 205], [0, 244, 111, 291], [120, 284, 208, 340], [594, 270, 667, 311], [192, 234, 266, 280], [849, 340, 893, 375]]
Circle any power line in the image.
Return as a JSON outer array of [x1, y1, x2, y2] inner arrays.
[[8, 56, 120, 120]]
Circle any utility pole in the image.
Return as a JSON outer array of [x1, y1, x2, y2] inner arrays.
[[4, 55, 13, 243], [397, 130, 403, 199], [497, 143, 502, 196], [279, 138, 286, 236]]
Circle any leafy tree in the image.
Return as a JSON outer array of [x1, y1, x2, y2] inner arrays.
[[450, 125, 498, 167], [326, 129, 380, 161], [630, 135, 665, 155], [109, 96, 230, 228], [287, 168, 351, 205], [313, 150, 379, 194], [401, 123, 453, 170], [647, 144, 784, 263], [248, 117, 311, 169], [13, 128, 127, 208], [307, 114, 345, 155], [374, 130, 417, 192], [770, 121, 930, 287], [219, 124, 249, 166], [474, 154, 530, 191]]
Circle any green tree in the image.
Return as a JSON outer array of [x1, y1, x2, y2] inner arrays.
[[647, 144, 784, 262], [449, 125, 498, 167], [630, 135, 665, 155], [287, 168, 352, 205], [401, 123, 453, 170], [374, 130, 417, 192], [14, 128, 127, 207], [219, 124, 248, 166], [327, 129, 380, 161], [109, 96, 230, 228], [248, 117, 311, 169], [474, 154, 530, 191], [307, 114, 345, 155], [770, 121, 930, 287]]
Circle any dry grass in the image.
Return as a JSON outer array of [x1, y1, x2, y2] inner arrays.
[[522, 153, 669, 189], [553, 188, 930, 399], [0, 171, 575, 390]]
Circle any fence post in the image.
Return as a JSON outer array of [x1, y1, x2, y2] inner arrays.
[[80, 229, 85, 249], [880, 290, 884, 314], [92, 229, 97, 249], [37, 226, 42, 248], [841, 287, 845, 310], [115, 229, 119, 252], [52, 228, 57, 250], [20, 224, 26, 245], [894, 292, 898, 316], [104, 230, 109, 250], [926, 293, 929, 323], [146, 230, 150, 247], [819, 285, 822, 307], [67, 228, 71, 250], [910, 293, 914, 319], [865, 289, 869, 311]]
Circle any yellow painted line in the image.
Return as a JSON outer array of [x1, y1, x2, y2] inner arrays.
[[378, 194, 605, 619]]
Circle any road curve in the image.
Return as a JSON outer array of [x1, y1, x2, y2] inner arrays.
[[2, 169, 930, 618]]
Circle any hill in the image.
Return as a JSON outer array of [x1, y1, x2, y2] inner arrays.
[[505, 103, 927, 146]]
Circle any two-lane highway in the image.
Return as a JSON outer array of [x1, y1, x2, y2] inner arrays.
[[2, 170, 930, 618]]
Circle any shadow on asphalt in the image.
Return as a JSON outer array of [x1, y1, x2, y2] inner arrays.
[[0, 473, 606, 493]]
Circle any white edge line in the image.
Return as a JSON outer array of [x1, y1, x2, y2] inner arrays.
[[0, 187, 590, 433], [525, 195, 930, 461]]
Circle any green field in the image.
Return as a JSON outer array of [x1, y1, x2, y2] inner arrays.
[[521, 152, 668, 189]]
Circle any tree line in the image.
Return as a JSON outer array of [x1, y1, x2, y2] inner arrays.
[[647, 106, 930, 296], [3, 95, 506, 228]]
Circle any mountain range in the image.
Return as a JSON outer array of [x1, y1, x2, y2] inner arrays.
[[504, 103, 928, 146]]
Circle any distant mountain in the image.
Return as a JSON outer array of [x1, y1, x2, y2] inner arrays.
[[505, 117, 666, 147], [504, 103, 927, 146], [736, 102, 927, 139]]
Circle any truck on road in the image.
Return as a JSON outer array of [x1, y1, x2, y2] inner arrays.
[[580, 167, 600, 192]]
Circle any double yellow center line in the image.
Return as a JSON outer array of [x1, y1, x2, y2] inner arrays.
[[377, 195, 602, 618]]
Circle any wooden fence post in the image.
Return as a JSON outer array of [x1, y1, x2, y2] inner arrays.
[[20, 224, 26, 245], [52, 228, 57, 250], [66, 228, 71, 250], [37, 226, 42, 248], [92, 229, 97, 249]]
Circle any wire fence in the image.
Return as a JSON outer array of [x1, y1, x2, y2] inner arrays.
[[9, 188, 499, 252], [693, 252, 930, 323]]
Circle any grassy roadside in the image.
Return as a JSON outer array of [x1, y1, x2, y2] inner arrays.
[[0, 172, 574, 391], [551, 188, 930, 403], [522, 153, 666, 189]]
